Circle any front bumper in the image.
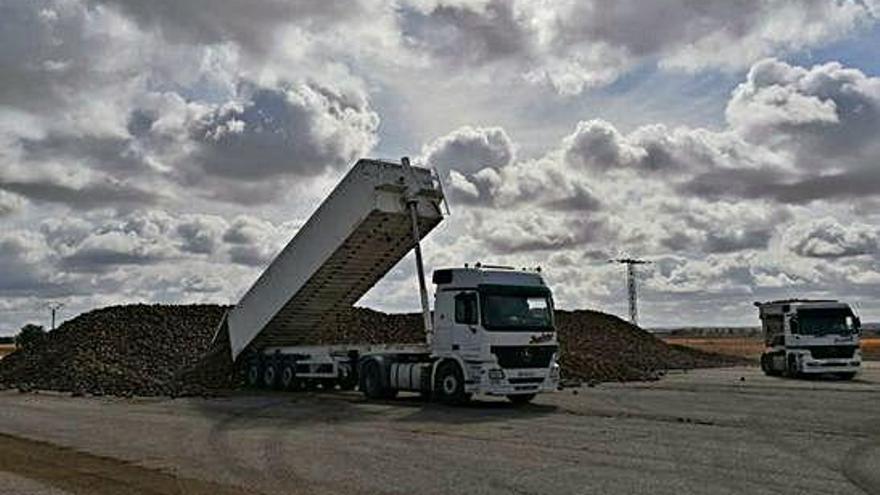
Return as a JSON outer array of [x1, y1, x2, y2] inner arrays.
[[800, 358, 861, 374], [796, 351, 861, 374], [467, 364, 560, 395]]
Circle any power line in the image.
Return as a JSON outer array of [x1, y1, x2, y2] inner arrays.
[[45, 302, 65, 331], [609, 258, 651, 326]]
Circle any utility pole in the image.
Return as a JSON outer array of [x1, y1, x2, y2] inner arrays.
[[609, 258, 651, 326], [46, 302, 64, 331]]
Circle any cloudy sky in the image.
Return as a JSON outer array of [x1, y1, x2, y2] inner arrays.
[[2, 0, 880, 333]]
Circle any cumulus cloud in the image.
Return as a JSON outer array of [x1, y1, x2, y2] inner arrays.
[[422, 125, 514, 175], [679, 59, 880, 204], [787, 218, 879, 259], [0, 191, 24, 216], [187, 83, 379, 181], [223, 215, 289, 266], [176, 215, 228, 255]]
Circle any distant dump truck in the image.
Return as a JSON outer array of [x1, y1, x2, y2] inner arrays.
[[218, 157, 560, 404], [755, 299, 861, 379]]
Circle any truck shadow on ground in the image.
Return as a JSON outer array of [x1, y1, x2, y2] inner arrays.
[[190, 389, 559, 429]]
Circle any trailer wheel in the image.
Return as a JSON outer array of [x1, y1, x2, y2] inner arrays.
[[435, 361, 470, 405], [246, 362, 261, 388], [280, 363, 296, 390], [263, 363, 278, 389], [507, 394, 535, 405]]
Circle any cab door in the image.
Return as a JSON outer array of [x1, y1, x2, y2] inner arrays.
[[453, 292, 482, 359]]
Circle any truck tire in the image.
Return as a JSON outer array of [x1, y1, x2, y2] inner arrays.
[[361, 360, 386, 399], [280, 363, 296, 390], [337, 365, 357, 391], [785, 355, 799, 378], [434, 361, 470, 405], [507, 394, 535, 405], [246, 362, 261, 388], [263, 363, 278, 389], [760, 354, 780, 377]]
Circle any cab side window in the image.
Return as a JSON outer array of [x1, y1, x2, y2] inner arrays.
[[763, 314, 784, 345], [454, 293, 478, 325]]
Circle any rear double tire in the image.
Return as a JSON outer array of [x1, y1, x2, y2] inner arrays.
[[246, 362, 262, 388], [263, 363, 279, 389], [434, 361, 471, 405], [280, 363, 296, 390]]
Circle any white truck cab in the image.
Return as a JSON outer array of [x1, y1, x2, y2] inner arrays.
[[756, 299, 861, 379], [427, 266, 560, 402]]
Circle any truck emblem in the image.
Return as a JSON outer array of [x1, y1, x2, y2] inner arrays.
[[521, 348, 533, 362]]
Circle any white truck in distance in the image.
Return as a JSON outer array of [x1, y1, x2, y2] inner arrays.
[[221, 157, 560, 404], [756, 299, 862, 379]]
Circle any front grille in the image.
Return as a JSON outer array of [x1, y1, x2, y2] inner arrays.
[[491, 345, 557, 369], [508, 377, 545, 384], [807, 345, 858, 359]]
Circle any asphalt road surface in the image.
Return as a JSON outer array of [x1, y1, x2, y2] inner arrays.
[[1, 365, 878, 495]]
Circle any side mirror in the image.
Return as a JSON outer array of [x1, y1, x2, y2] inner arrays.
[[854, 316, 862, 334], [789, 317, 798, 334]]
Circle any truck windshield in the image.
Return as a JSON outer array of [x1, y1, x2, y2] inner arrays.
[[481, 293, 553, 331], [796, 308, 858, 336]]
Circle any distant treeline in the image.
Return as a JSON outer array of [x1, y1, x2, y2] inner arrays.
[[0, 336, 13, 345], [651, 327, 760, 338]]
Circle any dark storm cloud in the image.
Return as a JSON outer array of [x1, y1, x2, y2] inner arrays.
[[88, 0, 368, 54], [399, 0, 530, 65], [60, 247, 166, 273], [680, 167, 880, 204], [552, 1, 762, 56], [0, 233, 54, 296], [19, 134, 143, 171], [542, 184, 601, 212], [189, 83, 378, 181], [0, 178, 161, 210], [222, 215, 282, 266], [0, 1, 93, 111], [422, 126, 514, 175], [176, 216, 227, 255], [484, 218, 605, 254]]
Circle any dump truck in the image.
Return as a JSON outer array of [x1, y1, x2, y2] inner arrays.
[[219, 158, 560, 404], [755, 299, 862, 379]]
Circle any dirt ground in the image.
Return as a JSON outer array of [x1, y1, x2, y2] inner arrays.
[[663, 336, 880, 361], [1, 364, 878, 495]]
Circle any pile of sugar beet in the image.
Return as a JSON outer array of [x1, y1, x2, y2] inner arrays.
[[0, 304, 744, 397]]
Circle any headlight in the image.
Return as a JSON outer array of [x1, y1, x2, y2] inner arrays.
[[488, 369, 505, 380]]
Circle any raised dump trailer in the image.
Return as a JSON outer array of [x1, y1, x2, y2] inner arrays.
[[756, 299, 862, 379], [226, 158, 445, 361], [225, 157, 561, 404]]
